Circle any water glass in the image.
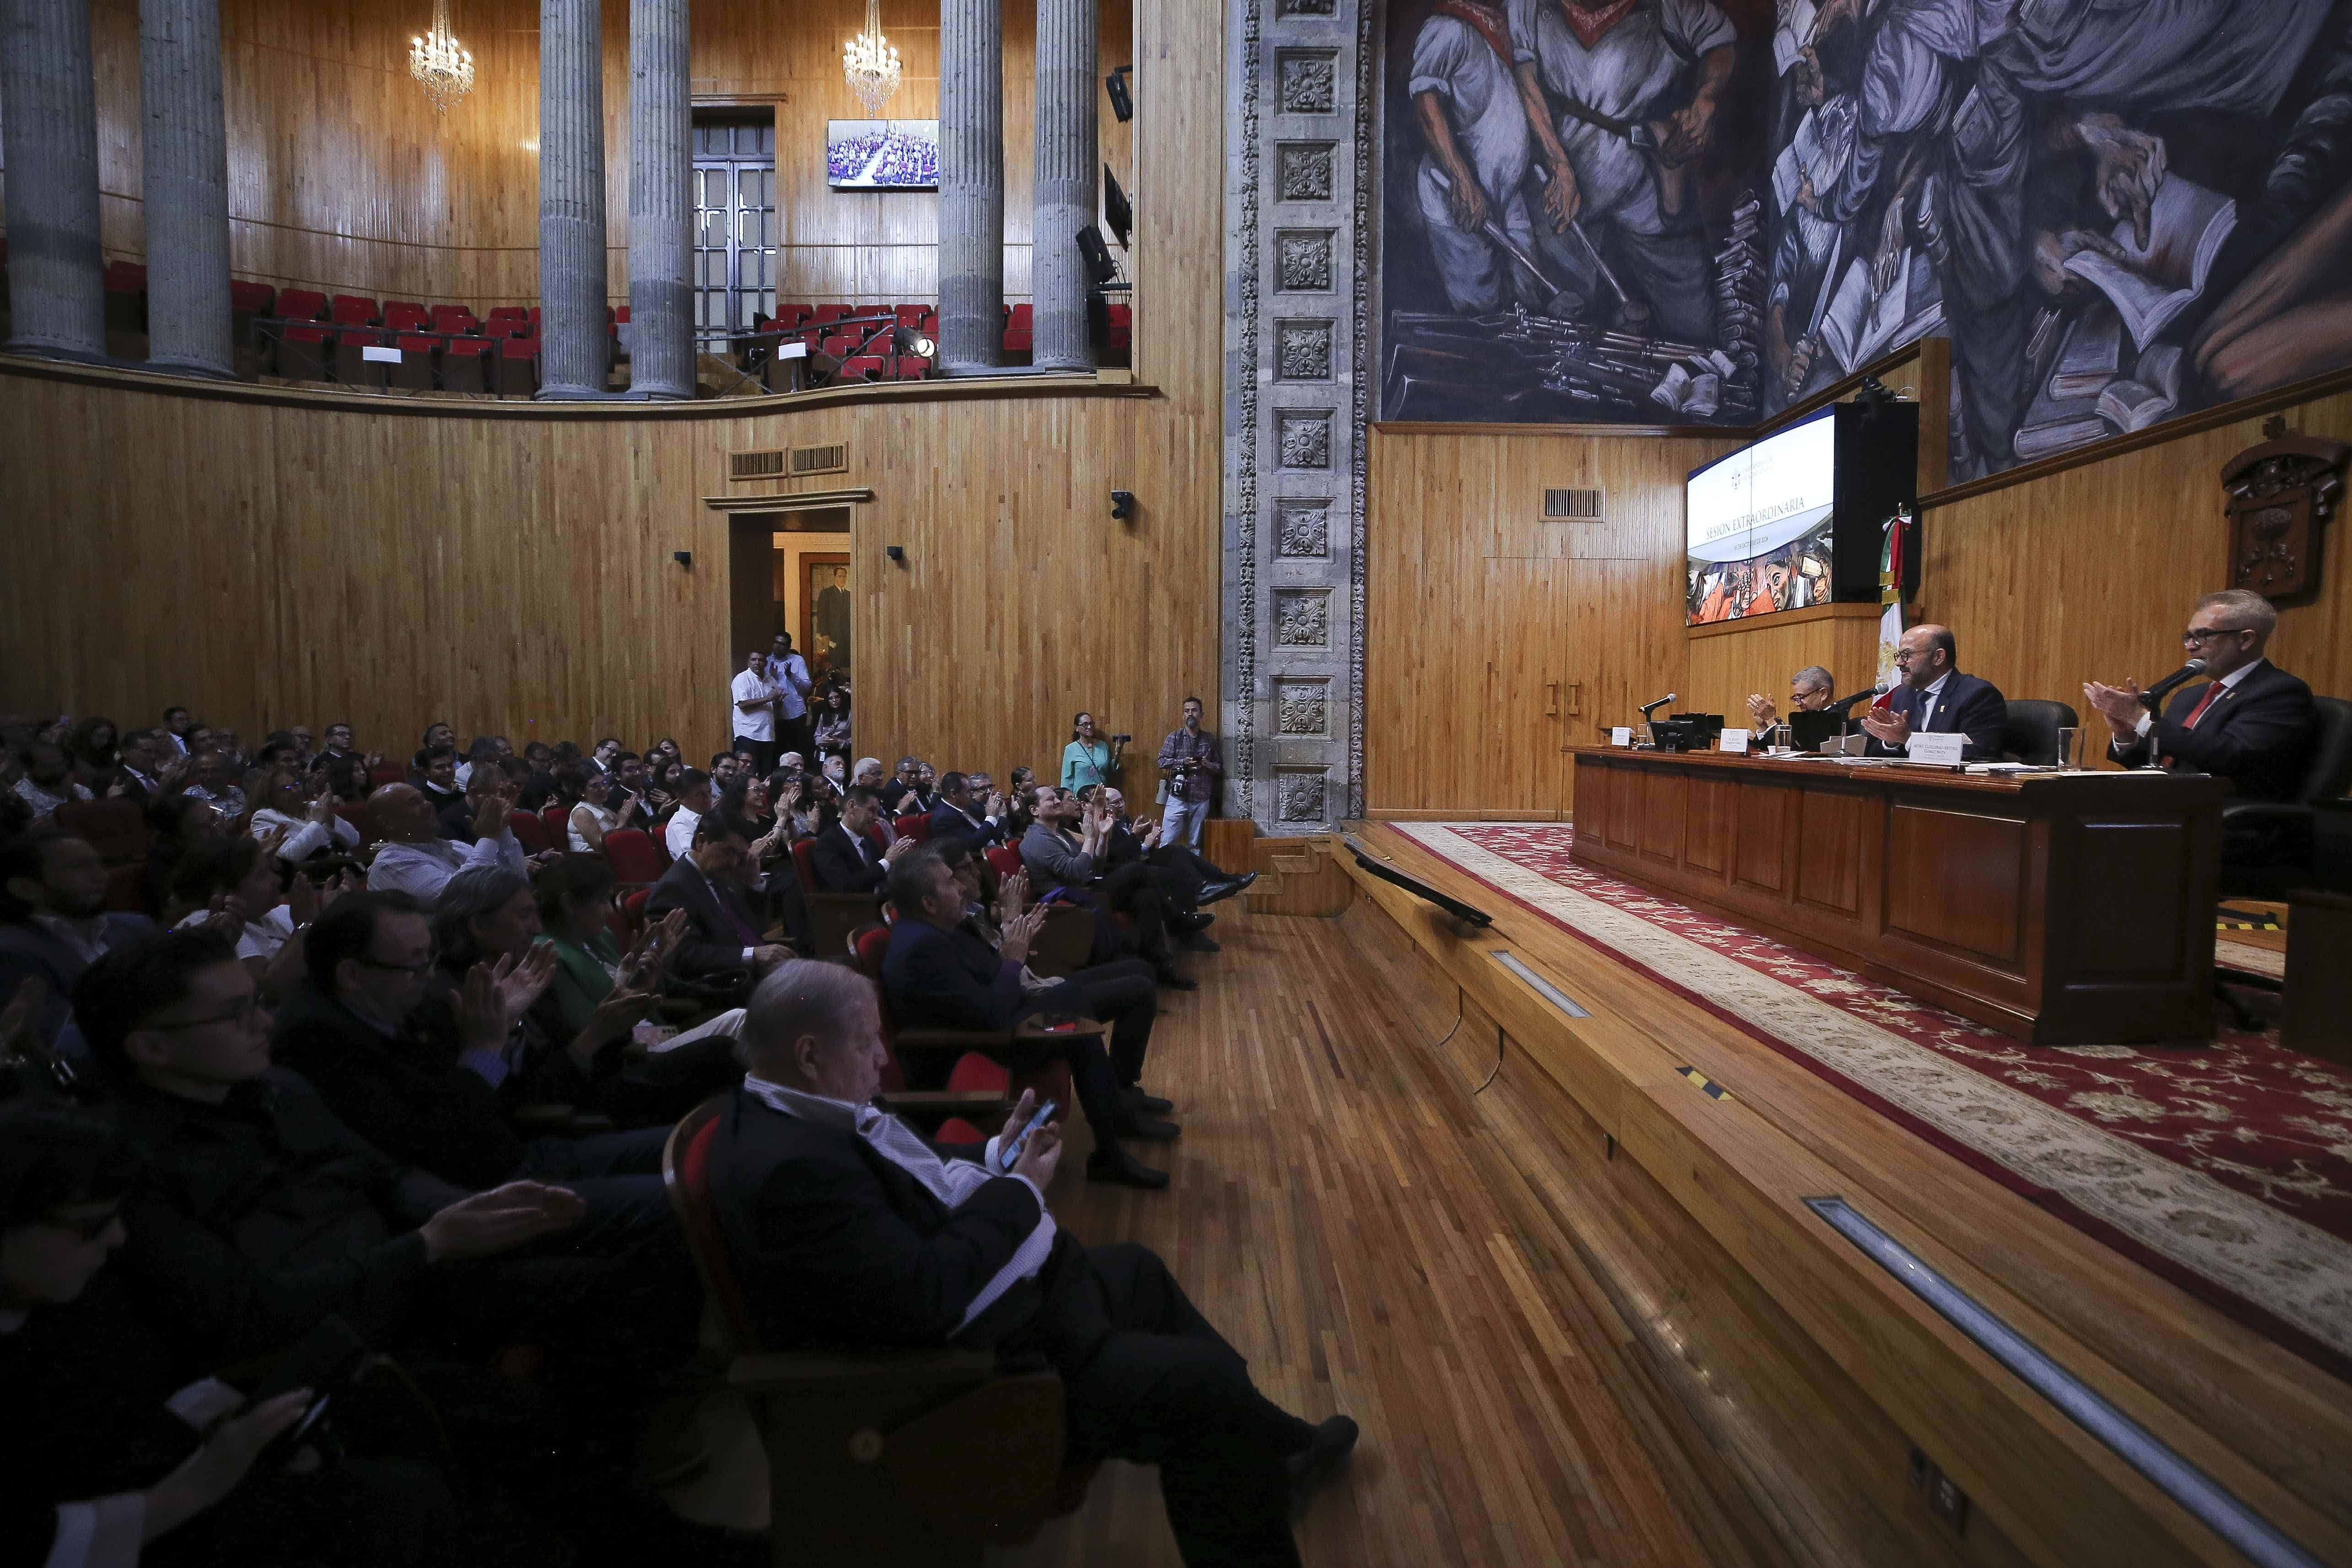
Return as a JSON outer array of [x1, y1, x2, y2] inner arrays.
[[2055, 727, 2079, 770]]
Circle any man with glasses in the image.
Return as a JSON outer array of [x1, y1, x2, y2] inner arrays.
[[1859, 624, 2009, 760], [2084, 590, 2318, 862]]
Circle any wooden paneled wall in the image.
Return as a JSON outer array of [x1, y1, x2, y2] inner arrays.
[[0, 0, 1211, 779], [1684, 603, 1883, 724], [0, 0, 1128, 310]]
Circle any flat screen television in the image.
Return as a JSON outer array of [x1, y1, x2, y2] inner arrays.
[[1684, 401, 1917, 627]]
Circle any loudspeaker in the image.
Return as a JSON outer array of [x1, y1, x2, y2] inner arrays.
[[1104, 168, 1132, 250], [1078, 226, 1120, 288]]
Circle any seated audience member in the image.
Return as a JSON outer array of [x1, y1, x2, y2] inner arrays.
[[313, 723, 374, 803], [1859, 625, 2008, 760], [534, 855, 684, 1041], [163, 837, 321, 1001], [566, 768, 626, 852], [811, 785, 918, 893], [15, 739, 96, 822], [437, 757, 511, 843], [0, 1101, 462, 1568], [769, 766, 820, 840], [113, 728, 176, 808], [1745, 664, 1838, 733], [408, 745, 464, 824], [1101, 785, 1248, 905], [145, 794, 223, 913], [364, 782, 525, 904], [84, 932, 698, 1395], [882, 847, 1172, 1187], [645, 813, 794, 987], [707, 962, 1356, 1562], [247, 769, 361, 866], [1, 828, 156, 1053], [927, 770, 1008, 850], [178, 752, 246, 824], [649, 737, 683, 769], [811, 686, 852, 760], [611, 750, 652, 814], [63, 716, 120, 796], [878, 756, 927, 815], [1021, 787, 1190, 989], [718, 776, 777, 842], [850, 756, 887, 795], [662, 768, 713, 861], [419, 723, 457, 756], [161, 707, 198, 756], [585, 738, 621, 780]]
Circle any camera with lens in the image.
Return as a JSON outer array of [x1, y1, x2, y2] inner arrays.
[[1112, 733, 1132, 744]]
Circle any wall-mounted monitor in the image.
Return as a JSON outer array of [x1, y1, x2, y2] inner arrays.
[[1684, 401, 1917, 627], [825, 120, 939, 190]]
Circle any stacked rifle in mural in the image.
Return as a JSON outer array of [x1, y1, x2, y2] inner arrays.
[[1383, 0, 2352, 471]]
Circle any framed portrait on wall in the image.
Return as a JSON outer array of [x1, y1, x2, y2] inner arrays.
[[826, 120, 940, 189], [803, 554, 852, 674]]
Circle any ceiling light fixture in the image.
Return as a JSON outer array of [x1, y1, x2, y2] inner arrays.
[[410, 0, 475, 114], [843, 0, 903, 118]]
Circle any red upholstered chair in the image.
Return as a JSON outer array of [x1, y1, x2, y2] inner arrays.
[[894, 812, 932, 843], [619, 886, 651, 945], [384, 300, 430, 331], [330, 294, 379, 325], [791, 837, 883, 959], [55, 798, 149, 866], [892, 303, 930, 329], [840, 355, 886, 382], [600, 828, 664, 891], [811, 303, 852, 328], [894, 356, 930, 381], [368, 762, 408, 790], [1002, 303, 1034, 357], [984, 844, 1025, 882], [772, 303, 813, 332], [229, 280, 277, 346], [542, 803, 571, 847], [430, 303, 478, 334], [818, 332, 859, 359], [482, 315, 530, 338], [526, 305, 541, 326], [661, 1098, 1087, 1562], [277, 289, 328, 321], [509, 810, 552, 856], [391, 333, 438, 390], [1106, 303, 1131, 347], [334, 801, 378, 849], [849, 923, 1077, 1119], [335, 327, 392, 388], [278, 323, 333, 381], [440, 335, 492, 393], [494, 336, 540, 396]]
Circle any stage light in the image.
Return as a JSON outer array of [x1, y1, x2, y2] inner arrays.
[[1106, 64, 1133, 122], [890, 324, 937, 359]]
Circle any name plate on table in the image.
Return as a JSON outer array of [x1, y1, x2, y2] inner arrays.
[[1719, 728, 1751, 754], [361, 345, 402, 363], [1610, 727, 1632, 748], [1908, 732, 1966, 765]]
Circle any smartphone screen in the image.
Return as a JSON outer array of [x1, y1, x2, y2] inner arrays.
[[998, 1099, 1059, 1172]]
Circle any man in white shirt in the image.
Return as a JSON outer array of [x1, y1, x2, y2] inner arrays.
[[362, 784, 525, 903], [766, 632, 815, 763], [664, 769, 714, 861], [1410, 0, 1537, 313], [247, 771, 362, 865], [12, 742, 94, 823], [730, 650, 782, 776], [707, 961, 1358, 1565]]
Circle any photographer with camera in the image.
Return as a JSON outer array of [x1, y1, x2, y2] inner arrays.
[[1154, 696, 1225, 850]]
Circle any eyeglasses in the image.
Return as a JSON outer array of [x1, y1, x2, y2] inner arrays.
[[144, 994, 261, 1031], [2182, 626, 2247, 646]]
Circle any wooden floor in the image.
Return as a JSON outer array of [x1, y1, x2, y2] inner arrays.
[[1009, 899, 1774, 1567]]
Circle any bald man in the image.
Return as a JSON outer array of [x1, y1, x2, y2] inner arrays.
[[361, 782, 525, 902], [1859, 625, 2008, 760]]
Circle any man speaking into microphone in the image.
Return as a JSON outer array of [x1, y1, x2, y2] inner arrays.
[[2084, 590, 2316, 867]]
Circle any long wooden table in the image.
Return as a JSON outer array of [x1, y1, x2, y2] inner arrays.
[[1568, 747, 2226, 1044]]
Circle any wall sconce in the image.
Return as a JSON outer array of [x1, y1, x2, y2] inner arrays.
[[672, 550, 693, 567], [885, 545, 906, 563], [1110, 490, 1136, 522]]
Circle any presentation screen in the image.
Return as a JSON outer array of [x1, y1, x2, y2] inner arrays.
[[1685, 410, 1837, 626]]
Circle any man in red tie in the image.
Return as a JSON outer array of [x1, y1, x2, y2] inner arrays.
[[2084, 589, 2318, 867]]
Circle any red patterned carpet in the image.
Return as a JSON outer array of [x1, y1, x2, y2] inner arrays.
[[1395, 822, 2352, 1376]]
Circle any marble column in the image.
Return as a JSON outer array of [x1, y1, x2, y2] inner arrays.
[[627, 0, 692, 398], [1, 0, 106, 359], [538, 0, 608, 398], [937, 0, 1002, 373], [1030, 0, 1096, 369], [138, 0, 233, 376]]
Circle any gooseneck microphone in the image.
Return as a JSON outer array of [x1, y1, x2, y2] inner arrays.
[[1638, 693, 1677, 719], [1822, 684, 1888, 714], [2138, 658, 2208, 713]]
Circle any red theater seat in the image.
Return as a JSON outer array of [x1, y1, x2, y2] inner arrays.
[[840, 355, 885, 381], [1003, 303, 1034, 354], [495, 336, 540, 396], [384, 300, 430, 330], [229, 280, 277, 315], [391, 333, 438, 389], [330, 294, 379, 325], [336, 327, 392, 388], [895, 356, 930, 381], [278, 322, 333, 380], [441, 335, 492, 392], [103, 260, 148, 294], [278, 289, 328, 321]]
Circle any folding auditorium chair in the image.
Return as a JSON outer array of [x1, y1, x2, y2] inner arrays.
[[661, 1097, 1091, 1567], [333, 802, 378, 850], [811, 303, 852, 331], [229, 280, 277, 347], [542, 803, 571, 847], [390, 334, 439, 391], [430, 303, 478, 337], [839, 355, 885, 382], [494, 336, 541, 396], [276, 289, 329, 322], [1002, 303, 1033, 362], [102, 260, 148, 335], [509, 812, 553, 856], [790, 838, 882, 959], [440, 334, 492, 392], [277, 323, 334, 381], [368, 761, 409, 789], [850, 923, 1080, 1118], [330, 294, 380, 326], [772, 303, 813, 335], [383, 300, 430, 332], [600, 828, 666, 893], [892, 303, 930, 330], [894, 812, 932, 843], [335, 327, 393, 388]]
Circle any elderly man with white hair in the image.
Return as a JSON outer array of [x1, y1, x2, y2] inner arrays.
[[703, 960, 1358, 1566]]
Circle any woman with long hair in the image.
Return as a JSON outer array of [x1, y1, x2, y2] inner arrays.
[[1061, 711, 1115, 793]]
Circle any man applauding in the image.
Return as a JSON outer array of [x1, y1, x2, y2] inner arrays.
[[1859, 626, 2007, 760]]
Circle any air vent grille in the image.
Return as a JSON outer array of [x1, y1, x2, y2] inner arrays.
[[1543, 487, 1604, 521], [790, 443, 849, 477], [728, 449, 787, 481]]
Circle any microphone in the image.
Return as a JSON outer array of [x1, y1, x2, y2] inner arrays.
[[1821, 685, 1887, 714], [1638, 693, 1676, 719], [2139, 658, 2208, 712]]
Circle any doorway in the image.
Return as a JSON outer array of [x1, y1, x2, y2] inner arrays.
[[727, 508, 852, 682]]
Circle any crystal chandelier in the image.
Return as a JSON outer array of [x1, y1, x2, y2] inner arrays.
[[843, 0, 902, 118], [409, 0, 475, 114]]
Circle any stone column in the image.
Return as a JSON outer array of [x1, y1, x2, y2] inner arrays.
[[937, 0, 1002, 373], [1, 0, 106, 359], [1030, 0, 1096, 370], [538, 0, 608, 398], [627, 0, 692, 398], [138, 0, 233, 376]]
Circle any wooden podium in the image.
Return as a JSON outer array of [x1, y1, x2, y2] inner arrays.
[[1569, 748, 2226, 1044]]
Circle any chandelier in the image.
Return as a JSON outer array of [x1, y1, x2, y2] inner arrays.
[[409, 0, 475, 114], [843, 0, 902, 118]]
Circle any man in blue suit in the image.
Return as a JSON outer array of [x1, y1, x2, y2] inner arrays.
[[1859, 624, 2008, 760], [0, 827, 155, 1059]]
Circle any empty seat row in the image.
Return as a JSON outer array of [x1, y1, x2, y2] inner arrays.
[[277, 325, 543, 395]]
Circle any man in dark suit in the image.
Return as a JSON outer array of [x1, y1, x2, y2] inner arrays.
[[1859, 624, 2008, 760], [111, 728, 175, 807], [811, 785, 917, 892], [880, 846, 1173, 1188], [2085, 589, 2320, 866], [925, 770, 1008, 851], [706, 960, 1357, 1565], [0, 827, 156, 1057], [645, 813, 794, 985]]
